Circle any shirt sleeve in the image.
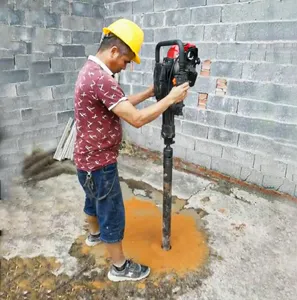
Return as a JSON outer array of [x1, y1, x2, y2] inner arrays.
[[94, 73, 128, 111]]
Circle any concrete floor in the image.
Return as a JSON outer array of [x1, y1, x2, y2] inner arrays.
[[0, 155, 297, 299]]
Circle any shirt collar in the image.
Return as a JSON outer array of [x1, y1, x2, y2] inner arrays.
[[88, 55, 114, 76]]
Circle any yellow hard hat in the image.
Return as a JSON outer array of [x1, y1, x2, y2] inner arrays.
[[103, 18, 144, 64]]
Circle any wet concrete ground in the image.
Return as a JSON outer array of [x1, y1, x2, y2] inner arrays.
[[1, 154, 297, 299]]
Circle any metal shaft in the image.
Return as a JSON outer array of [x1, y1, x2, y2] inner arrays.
[[162, 144, 173, 250]]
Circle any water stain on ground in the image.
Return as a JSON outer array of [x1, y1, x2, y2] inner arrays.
[[1, 197, 210, 300]]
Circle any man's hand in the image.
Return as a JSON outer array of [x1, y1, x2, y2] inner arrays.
[[168, 82, 189, 104], [146, 85, 155, 98]]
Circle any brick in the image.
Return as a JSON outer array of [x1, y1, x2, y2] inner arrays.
[[9, 9, 25, 26], [0, 58, 14, 70], [51, 58, 76, 72], [227, 80, 297, 107], [33, 28, 71, 46], [0, 138, 18, 154], [25, 10, 45, 27], [222, 146, 254, 168], [254, 156, 287, 177], [122, 71, 143, 85], [30, 61, 50, 74], [172, 145, 187, 160], [1, 109, 22, 125], [0, 8, 9, 24], [211, 156, 241, 178], [0, 49, 12, 58], [143, 12, 165, 28], [278, 179, 296, 196], [262, 175, 284, 190], [197, 109, 225, 127], [83, 17, 103, 32], [204, 24, 236, 42], [175, 132, 195, 149], [193, 76, 216, 94], [52, 84, 75, 99], [182, 107, 198, 121], [209, 128, 238, 146], [236, 22, 297, 41], [0, 96, 30, 111], [225, 115, 297, 142], [15, 0, 44, 10], [197, 43, 217, 60], [113, 1, 132, 16], [249, 44, 266, 61], [143, 72, 154, 86], [72, 31, 94, 44], [64, 71, 79, 85], [66, 98, 74, 110], [2, 84, 17, 97], [45, 12, 60, 29], [85, 44, 99, 57], [222, 0, 297, 23], [217, 43, 251, 60], [177, 25, 204, 42], [237, 99, 275, 119], [75, 57, 87, 69], [266, 49, 292, 65], [61, 15, 84, 31], [178, 0, 206, 7], [92, 4, 105, 18], [274, 65, 297, 85], [240, 167, 263, 186], [133, 0, 153, 14], [207, 96, 238, 113], [165, 9, 191, 26], [186, 149, 211, 169], [141, 125, 162, 152], [182, 120, 208, 138], [21, 108, 33, 121], [140, 43, 155, 58], [0, 70, 29, 85], [211, 61, 242, 78], [195, 138, 223, 157], [72, 2, 92, 17], [242, 62, 279, 82], [32, 72, 64, 88], [198, 93, 208, 109], [0, 152, 24, 166], [62, 45, 85, 57], [57, 110, 74, 124], [135, 58, 153, 73], [286, 164, 297, 181], [191, 6, 221, 24], [154, 0, 178, 12], [238, 133, 297, 162]]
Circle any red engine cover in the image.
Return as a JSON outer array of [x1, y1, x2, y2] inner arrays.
[[167, 43, 196, 59]]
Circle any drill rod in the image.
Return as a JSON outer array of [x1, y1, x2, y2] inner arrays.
[[162, 143, 173, 250]]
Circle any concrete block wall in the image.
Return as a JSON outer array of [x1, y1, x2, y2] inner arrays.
[[0, 0, 105, 197], [115, 0, 297, 197]]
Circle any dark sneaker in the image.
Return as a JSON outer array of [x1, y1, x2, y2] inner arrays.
[[85, 233, 101, 246], [107, 259, 150, 282]]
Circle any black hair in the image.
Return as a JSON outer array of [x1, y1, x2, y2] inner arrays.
[[98, 33, 133, 56]]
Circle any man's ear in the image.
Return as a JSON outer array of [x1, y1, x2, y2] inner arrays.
[[110, 46, 120, 58]]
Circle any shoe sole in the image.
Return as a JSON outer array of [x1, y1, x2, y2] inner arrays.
[[107, 268, 150, 282], [85, 238, 101, 247]]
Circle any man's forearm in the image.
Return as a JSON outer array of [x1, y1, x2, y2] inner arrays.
[[127, 89, 150, 106], [134, 95, 174, 128]]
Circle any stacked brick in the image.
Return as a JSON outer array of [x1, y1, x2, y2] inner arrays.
[[118, 0, 297, 197], [0, 0, 105, 198]]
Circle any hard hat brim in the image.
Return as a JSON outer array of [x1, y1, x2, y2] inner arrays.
[[102, 27, 141, 64]]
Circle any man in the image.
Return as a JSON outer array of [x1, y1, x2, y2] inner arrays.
[[74, 18, 189, 282]]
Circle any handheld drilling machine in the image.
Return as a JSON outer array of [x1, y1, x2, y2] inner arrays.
[[153, 40, 200, 250]]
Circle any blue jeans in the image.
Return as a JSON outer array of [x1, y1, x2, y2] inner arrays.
[[77, 163, 125, 244]]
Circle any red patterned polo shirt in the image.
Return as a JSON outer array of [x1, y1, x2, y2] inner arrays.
[[73, 55, 127, 171]]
